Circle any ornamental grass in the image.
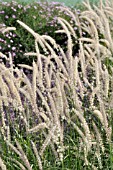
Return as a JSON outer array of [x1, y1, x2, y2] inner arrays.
[[0, 0, 113, 169]]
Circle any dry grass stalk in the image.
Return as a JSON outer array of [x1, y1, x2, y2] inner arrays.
[[0, 52, 7, 59], [31, 141, 43, 170], [28, 123, 48, 133], [92, 121, 105, 153], [0, 26, 16, 34], [15, 139, 32, 170], [0, 157, 7, 170], [58, 6, 78, 25], [40, 125, 56, 156], [6, 157, 26, 170]]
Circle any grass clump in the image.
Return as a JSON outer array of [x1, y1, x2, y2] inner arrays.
[[0, 0, 113, 169]]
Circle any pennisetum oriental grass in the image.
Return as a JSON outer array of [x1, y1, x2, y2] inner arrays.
[[0, 0, 113, 169]]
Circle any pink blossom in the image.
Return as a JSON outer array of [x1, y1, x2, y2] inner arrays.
[[12, 52, 16, 56], [12, 15, 16, 18], [8, 44, 11, 48], [12, 47, 16, 51], [11, 7, 16, 12], [0, 11, 5, 14], [18, 4, 22, 9], [5, 15, 9, 19], [10, 40, 13, 43], [12, 34, 16, 37]]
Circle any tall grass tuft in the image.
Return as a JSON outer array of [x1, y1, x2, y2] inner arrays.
[[0, 0, 113, 169]]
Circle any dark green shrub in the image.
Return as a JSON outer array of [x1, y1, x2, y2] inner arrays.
[[0, 1, 81, 67]]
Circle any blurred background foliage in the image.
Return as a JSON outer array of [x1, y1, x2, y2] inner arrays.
[[0, 0, 100, 7], [0, 0, 101, 67], [0, 0, 81, 66]]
